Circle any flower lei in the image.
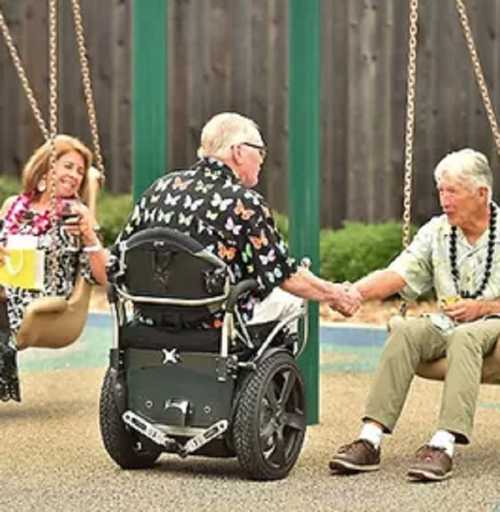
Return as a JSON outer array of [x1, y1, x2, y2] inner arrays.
[[3, 193, 62, 236]]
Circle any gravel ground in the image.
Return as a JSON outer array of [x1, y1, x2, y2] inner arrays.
[[1, 369, 500, 512]]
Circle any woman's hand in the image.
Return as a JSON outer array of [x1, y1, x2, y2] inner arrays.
[[62, 202, 100, 247], [0, 244, 8, 267]]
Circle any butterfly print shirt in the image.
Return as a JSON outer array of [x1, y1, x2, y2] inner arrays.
[[116, 157, 297, 322]]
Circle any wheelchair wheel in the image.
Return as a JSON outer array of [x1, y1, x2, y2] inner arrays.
[[233, 351, 306, 480], [99, 367, 162, 469]]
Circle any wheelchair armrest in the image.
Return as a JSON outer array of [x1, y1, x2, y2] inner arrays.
[[226, 279, 258, 313]]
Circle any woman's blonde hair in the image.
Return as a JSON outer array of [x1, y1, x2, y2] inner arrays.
[[22, 134, 93, 196]]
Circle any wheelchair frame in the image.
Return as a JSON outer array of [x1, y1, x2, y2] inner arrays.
[[100, 227, 309, 480]]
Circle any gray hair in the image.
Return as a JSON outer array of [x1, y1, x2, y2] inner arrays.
[[197, 112, 262, 160], [434, 148, 493, 200]]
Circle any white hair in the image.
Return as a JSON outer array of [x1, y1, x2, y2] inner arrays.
[[197, 112, 262, 160], [434, 148, 493, 201]]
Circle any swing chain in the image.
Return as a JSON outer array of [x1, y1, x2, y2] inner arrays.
[[0, 10, 49, 139], [47, 0, 59, 292], [70, 0, 105, 179], [455, 0, 500, 157], [399, 0, 419, 317], [402, 0, 419, 252]]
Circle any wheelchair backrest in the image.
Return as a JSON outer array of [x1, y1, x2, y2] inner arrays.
[[116, 227, 228, 301]]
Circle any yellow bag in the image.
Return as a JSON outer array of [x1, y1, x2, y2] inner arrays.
[[0, 248, 45, 290]]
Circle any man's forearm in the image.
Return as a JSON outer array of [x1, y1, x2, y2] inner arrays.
[[354, 270, 407, 301], [280, 269, 332, 302]]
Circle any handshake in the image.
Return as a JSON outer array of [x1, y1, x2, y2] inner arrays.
[[328, 281, 363, 317]]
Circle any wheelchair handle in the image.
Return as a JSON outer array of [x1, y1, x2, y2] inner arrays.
[[226, 279, 258, 313]]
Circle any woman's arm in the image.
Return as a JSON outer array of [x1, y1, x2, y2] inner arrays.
[[66, 202, 108, 285]]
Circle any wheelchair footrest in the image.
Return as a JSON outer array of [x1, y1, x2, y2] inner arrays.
[[122, 410, 228, 457]]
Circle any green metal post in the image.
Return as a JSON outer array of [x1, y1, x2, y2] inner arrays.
[[289, 0, 321, 424], [132, 0, 167, 200]]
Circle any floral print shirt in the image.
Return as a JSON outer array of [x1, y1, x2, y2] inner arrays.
[[116, 157, 297, 321], [0, 195, 95, 334], [389, 203, 500, 303]]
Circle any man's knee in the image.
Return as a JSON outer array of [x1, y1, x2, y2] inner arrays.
[[447, 328, 484, 357]]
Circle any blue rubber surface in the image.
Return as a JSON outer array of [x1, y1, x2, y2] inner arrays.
[[19, 314, 388, 374]]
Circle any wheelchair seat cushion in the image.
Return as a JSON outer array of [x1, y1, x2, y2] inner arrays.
[[120, 321, 221, 352]]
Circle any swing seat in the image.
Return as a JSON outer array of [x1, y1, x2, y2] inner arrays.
[[416, 341, 500, 385], [14, 166, 102, 350], [16, 274, 91, 350]]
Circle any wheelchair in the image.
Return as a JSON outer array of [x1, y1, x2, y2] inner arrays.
[[99, 227, 309, 480]]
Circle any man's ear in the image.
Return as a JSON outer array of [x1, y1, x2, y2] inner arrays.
[[232, 144, 244, 165], [478, 186, 489, 203]]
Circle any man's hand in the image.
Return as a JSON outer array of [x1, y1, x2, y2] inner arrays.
[[328, 282, 362, 317], [443, 299, 485, 323]]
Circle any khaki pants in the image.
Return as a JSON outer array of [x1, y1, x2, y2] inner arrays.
[[364, 316, 500, 444]]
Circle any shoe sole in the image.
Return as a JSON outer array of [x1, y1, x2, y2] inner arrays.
[[407, 469, 452, 482], [329, 459, 380, 473]]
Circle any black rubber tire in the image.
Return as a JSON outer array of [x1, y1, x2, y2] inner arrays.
[[233, 351, 307, 480], [99, 367, 162, 469]]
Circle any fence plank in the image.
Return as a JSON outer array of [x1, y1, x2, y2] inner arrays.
[[2, 0, 500, 227]]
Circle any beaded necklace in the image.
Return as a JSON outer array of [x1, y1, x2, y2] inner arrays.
[[449, 203, 497, 299]]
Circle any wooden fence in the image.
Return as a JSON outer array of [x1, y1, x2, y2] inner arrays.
[[1, 0, 500, 227]]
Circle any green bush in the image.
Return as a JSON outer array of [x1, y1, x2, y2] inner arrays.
[[0, 176, 20, 205], [320, 221, 416, 282], [1, 176, 416, 280], [97, 192, 133, 246]]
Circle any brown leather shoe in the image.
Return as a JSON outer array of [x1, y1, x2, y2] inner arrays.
[[329, 439, 381, 473], [407, 445, 453, 481]]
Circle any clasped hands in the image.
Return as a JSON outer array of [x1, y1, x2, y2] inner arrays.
[[327, 281, 362, 317]]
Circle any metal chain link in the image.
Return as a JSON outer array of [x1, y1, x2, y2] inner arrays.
[[0, 8, 49, 139], [47, 0, 59, 292], [402, 0, 419, 251], [455, 0, 500, 157], [399, 0, 419, 317], [70, 0, 105, 179]]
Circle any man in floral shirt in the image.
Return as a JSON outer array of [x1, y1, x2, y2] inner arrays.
[[116, 112, 359, 327]]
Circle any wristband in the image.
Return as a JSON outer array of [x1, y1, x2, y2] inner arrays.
[[83, 243, 102, 253]]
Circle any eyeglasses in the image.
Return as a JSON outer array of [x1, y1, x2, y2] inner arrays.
[[241, 142, 267, 160]]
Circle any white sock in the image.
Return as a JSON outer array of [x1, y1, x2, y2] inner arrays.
[[428, 430, 455, 458], [359, 422, 383, 450]]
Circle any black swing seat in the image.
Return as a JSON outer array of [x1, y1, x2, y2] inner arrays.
[[100, 227, 308, 481]]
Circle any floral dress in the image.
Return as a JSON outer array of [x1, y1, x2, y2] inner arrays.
[[0, 193, 95, 334]]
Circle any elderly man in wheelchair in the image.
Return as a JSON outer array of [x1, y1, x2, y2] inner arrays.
[[99, 112, 360, 480]]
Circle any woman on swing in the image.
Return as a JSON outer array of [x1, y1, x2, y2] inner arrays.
[[0, 134, 108, 402]]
